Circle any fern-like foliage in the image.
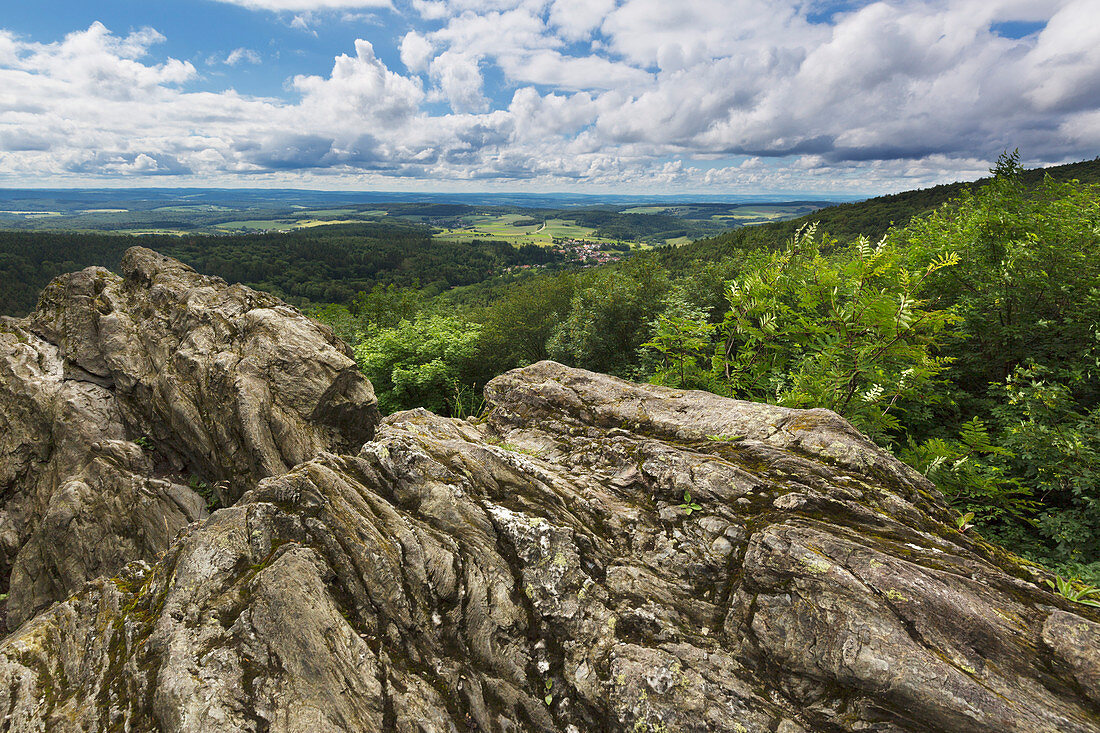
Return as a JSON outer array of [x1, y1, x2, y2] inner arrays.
[[713, 224, 960, 441]]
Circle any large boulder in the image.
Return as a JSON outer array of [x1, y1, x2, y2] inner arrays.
[[29, 246, 379, 496], [0, 248, 379, 627], [0, 360, 1096, 731]]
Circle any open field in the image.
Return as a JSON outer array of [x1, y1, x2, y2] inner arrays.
[[435, 213, 667, 246], [213, 217, 367, 232], [302, 208, 362, 216], [212, 219, 299, 232], [434, 214, 614, 246], [150, 205, 234, 212], [620, 206, 671, 214], [711, 211, 784, 221]]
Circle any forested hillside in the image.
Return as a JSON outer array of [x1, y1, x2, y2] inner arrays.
[[661, 155, 1100, 271], [0, 222, 562, 316]]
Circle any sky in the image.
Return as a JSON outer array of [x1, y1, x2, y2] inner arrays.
[[0, 0, 1096, 195]]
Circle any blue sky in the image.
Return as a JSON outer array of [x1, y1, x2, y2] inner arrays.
[[0, 0, 1096, 194]]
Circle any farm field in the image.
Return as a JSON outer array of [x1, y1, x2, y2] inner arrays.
[[619, 206, 670, 214], [213, 217, 366, 232], [434, 214, 623, 246], [150, 205, 233, 212], [434, 213, 689, 246]]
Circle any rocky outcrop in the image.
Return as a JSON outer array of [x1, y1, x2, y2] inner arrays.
[[29, 247, 379, 497], [0, 340, 1098, 731], [0, 248, 379, 628]]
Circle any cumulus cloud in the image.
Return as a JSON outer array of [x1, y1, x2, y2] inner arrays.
[[429, 51, 488, 113], [65, 151, 192, 176], [428, 7, 558, 59], [508, 87, 596, 140], [0, 3, 1098, 192], [399, 31, 433, 73], [1022, 0, 1100, 111], [16, 22, 196, 100], [293, 39, 424, 123], [548, 0, 615, 41], [411, 0, 451, 20], [0, 31, 18, 67]]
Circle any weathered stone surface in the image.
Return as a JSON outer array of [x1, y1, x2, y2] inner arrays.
[[0, 248, 379, 628], [29, 247, 379, 497], [0, 358, 1097, 732]]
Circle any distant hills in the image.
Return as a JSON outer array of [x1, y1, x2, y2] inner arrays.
[[662, 157, 1100, 269], [0, 187, 854, 216]]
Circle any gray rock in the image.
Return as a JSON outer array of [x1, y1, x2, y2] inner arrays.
[[0, 356, 1097, 731], [30, 247, 379, 496], [0, 248, 379, 628]]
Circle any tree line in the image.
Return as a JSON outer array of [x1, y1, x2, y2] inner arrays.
[[0, 222, 563, 316]]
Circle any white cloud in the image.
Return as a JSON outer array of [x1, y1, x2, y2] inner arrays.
[[508, 87, 596, 139], [0, 31, 18, 67], [411, 0, 451, 19], [548, 0, 614, 40], [601, 0, 816, 68], [1060, 110, 1100, 150], [429, 51, 488, 113], [1023, 0, 1100, 111], [16, 23, 195, 101], [225, 48, 262, 66], [498, 51, 652, 91], [428, 8, 558, 58], [293, 39, 424, 123], [399, 31, 433, 73]]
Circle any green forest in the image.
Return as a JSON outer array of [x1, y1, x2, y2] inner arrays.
[[0, 222, 564, 316], [310, 153, 1100, 585]]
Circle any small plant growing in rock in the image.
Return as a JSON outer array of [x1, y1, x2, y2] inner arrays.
[[189, 475, 219, 510], [543, 679, 553, 705], [955, 511, 975, 533], [134, 436, 153, 451], [449, 382, 485, 421], [678, 491, 702, 515], [1046, 575, 1100, 608]]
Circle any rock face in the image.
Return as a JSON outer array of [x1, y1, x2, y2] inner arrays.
[[0, 253, 1098, 732], [0, 248, 379, 628]]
